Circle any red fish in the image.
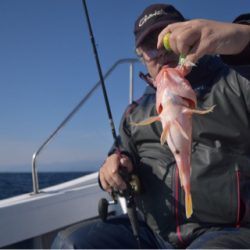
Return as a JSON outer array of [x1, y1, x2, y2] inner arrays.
[[133, 65, 214, 218]]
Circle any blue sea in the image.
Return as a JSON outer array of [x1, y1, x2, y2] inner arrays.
[[0, 172, 92, 200]]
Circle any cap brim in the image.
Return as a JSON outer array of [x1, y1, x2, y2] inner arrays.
[[135, 20, 178, 47]]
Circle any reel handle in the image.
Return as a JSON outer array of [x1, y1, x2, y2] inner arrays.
[[98, 198, 117, 221], [98, 168, 141, 221]]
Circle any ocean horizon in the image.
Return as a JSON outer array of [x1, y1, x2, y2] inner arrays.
[[0, 171, 94, 200]]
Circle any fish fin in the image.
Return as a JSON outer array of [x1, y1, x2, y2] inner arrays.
[[160, 123, 170, 145], [131, 116, 160, 126], [185, 192, 193, 219], [174, 120, 189, 140], [182, 105, 216, 115], [168, 127, 180, 154]]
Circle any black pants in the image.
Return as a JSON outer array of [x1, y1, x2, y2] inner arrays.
[[51, 215, 250, 249]]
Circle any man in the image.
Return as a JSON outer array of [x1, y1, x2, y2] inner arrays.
[[52, 4, 250, 249]]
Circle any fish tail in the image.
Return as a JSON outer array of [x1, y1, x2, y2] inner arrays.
[[179, 169, 184, 187], [185, 192, 193, 219]]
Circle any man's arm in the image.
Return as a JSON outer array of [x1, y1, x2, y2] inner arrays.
[[221, 13, 250, 65], [98, 105, 139, 192], [157, 17, 250, 65]]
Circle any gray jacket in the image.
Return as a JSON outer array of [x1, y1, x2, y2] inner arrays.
[[117, 56, 250, 247]]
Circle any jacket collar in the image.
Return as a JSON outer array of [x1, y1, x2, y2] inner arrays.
[[187, 55, 226, 93]]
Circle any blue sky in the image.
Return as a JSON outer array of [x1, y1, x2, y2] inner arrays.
[[0, 0, 249, 172]]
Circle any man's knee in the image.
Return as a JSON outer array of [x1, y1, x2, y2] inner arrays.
[[188, 228, 250, 249], [51, 219, 101, 249]]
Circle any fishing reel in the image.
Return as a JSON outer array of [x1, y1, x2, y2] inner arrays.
[[98, 169, 141, 221]]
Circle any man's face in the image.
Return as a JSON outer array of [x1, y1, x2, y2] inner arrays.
[[136, 29, 179, 79]]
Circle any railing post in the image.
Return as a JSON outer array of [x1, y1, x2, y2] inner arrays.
[[30, 58, 139, 194], [32, 153, 39, 194]]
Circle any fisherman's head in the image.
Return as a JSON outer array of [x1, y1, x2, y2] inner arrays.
[[134, 4, 185, 78]]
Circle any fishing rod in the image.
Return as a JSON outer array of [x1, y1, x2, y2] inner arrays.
[[81, 0, 118, 149], [81, 0, 141, 248]]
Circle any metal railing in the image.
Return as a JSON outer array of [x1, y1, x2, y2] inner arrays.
[[31, 58, 139, 194]]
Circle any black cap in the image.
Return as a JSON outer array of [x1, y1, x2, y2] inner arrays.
[[233, 13, 250, 24], [134, 4, 185, 47]]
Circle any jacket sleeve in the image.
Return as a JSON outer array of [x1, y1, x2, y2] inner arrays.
[[221, 13, 250, 65], [238, 72, 250, 113]]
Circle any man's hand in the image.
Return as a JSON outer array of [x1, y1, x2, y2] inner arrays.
[[99, 154, 133, 193], [157, 19, 250, 64]]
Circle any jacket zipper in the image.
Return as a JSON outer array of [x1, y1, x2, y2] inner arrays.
[[235, 165, 241, 228], [175, 167, 184, 244]]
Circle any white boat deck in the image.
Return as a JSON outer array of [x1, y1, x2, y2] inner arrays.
[[0, 172, 116, 248]]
